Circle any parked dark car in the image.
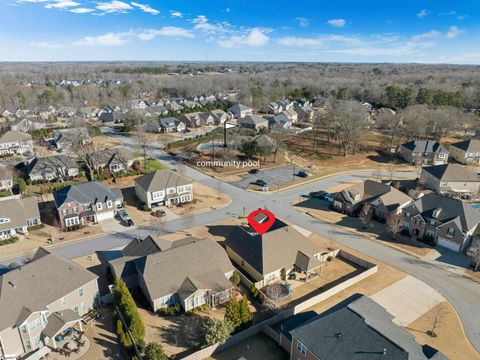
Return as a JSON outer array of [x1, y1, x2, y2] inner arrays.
[[297, 171, 309, 178], [153, 209, 167, 217], [309, 191, 327, 199], [249, 169, 260, 174], [255, 179, 267, 187]]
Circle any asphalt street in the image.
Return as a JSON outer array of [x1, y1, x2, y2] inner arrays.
[[3, 129, 480, 352]]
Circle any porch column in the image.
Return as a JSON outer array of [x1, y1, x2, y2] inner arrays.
[[52, 338, 57, 349], [78, 320, 83, 332]]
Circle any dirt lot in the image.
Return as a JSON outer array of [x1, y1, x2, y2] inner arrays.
[[92, 135, 121, 149], [84, 305, 129, 360], [169, 182, 231, 216], [140, 306, 226, 358], [406, 301, 479, 360]]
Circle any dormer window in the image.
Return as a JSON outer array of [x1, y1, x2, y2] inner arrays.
[[447, 227, 455, 237], [96, 202, 103, 210]]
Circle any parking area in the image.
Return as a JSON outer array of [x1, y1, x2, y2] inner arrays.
[[231, 165, 297, 189], [371, 275, 445, 326]]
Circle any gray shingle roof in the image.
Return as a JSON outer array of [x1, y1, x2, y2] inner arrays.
[[422, 164, 480, 182], [42, 309, 81, 338], [0, 197, 40, 232], [0, 130, 32, 144], [89, 147, 132, 167], [404, 193, 480, 233], [111, 237, 234, 301], [450, 139, 480, 152], [134, 169, 191, 192], [402, 140, 447, 154], [27, 155, 78, 177], [290, 296, 446, 360], [0, 248, 97, 330], [225, 219, 325, 275], [53, 181, 123, 208]]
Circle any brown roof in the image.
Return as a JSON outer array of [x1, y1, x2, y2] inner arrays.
[[0, 197, 40, 232], [0, 130, 32, 143], [134, 169, 191, 192]]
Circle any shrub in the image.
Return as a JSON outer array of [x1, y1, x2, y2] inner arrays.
[[116, 318, 133, 351], [156, 305, 180, 316], [250, 284, 259, 299], [202, 318, 234, 347], [143, 204, 152, 212], [231, 272, 241, 286], [144, 342, 168, 360], [0, 236, 19, 246], [18, 178, 26, 194], [113, 278, 145, 345]]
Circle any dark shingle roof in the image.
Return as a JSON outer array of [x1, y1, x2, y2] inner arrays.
[[422, 164, 480, 182], [402, 140, 447, 154], [450, 139, 480, 152], [290, 296, 447, 360], [53, 181, 123, 207], [404, 193, 480, 233], [27, 155, 78, 176]]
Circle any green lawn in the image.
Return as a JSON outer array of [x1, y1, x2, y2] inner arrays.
[[0, 190, 11, 197], [145, 159, 168, 173]]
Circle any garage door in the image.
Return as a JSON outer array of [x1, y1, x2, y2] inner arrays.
[[437, 237, 461, 252], [96, 211, 114, 222]]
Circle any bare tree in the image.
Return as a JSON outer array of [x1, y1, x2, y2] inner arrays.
[[135, 130, 152, 174], [332, 100, 369, 157], [386, 212, 403, 240], [427, 302, 449, 337], [359, 203, 373, 229]]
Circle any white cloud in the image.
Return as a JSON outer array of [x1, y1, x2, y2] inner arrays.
[[327, 18, 346, 27], [31, 41, 64, 48], [69, 7, 95, 13], [137, 27, 194, 40], [96, 1, 132, 13], [438, 10, 456, 16], [446, 26, 463, 38], [416, 9, 428, 18], [218, 28, 269, 48], [224, 8, 231, 13], [278, 36, 323, 47], [295, 17, 309, 27], [170, 10, 182, 18], [192, 15, 208, 24], [74, 32, 131, 46], [410, 30, 441, 42], [130, 2, 159, 15], [45, 0, 79, 8]]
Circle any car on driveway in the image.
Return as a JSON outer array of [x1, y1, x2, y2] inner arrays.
[[249, 169, 260, 174], [297, 171, 309, 178], [309, 191, 327, 199], [255, 179, 268, 187], [117, 207, 134, 226]]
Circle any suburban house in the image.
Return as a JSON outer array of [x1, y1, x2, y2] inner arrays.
[[109, 236, 234, 312], [53, 181, 123, 229], [420, 164, 480, 198], [145, 105, 169, 117], [159, 117, 186, 133], [0, 196, 41, 240], [227, 104, 253, 119], [99, 111, 124, 123], [78, 106, 100, 118], [281, 108, 298, 122], [166, 102, 184, 113], [402, 193, 480, 252], [26, 155, 79, 182], [288, 296, 447, 360], [88, 147, 133, 174], [225, 218, 327, 287], [0, 131, 34, 156], [333, 180, 413, 220], [51, 128, 91, 150], [295, 105, 315, 122], [400, 140, 449, 166], [199, 112, 215, 126], [209, 109, 229, 125], [0, 166, 13, 192], [0, 248, 98, 359], [449, 139, 480, 164], [180, 113, 202, 128], [10, 119, 47, 133], [237, 115, 269, 133], [134, 169, 193, 208], [271, 113, 292, 130]]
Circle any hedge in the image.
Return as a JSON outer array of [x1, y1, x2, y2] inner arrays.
[[0, 236, 19, 246]]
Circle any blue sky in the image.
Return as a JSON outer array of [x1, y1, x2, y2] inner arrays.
[[0, 0, 479, 63]]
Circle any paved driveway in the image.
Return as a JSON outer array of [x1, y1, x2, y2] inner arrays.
[[231, 165, 298, 189], [371, 275, 445, 326]]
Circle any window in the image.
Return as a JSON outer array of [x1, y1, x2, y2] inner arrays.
[[447, 227, 455, 237], [405, 212, 411, 218], [33, 334, 41, 346], [61, 296, 67, 306], [96, 202, 102, 211], [25, 339, 31, 350], [439, 153, 445, 159], [106, 200, 113, 208], [27, 218, 38, 226], [81, 301, 86, 311], [74, 306, 79, 314], [72, 207, 78, 214], [79, 287, 84, 296], [62, 208, 68, 216], [297, 341, 306, 355]]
